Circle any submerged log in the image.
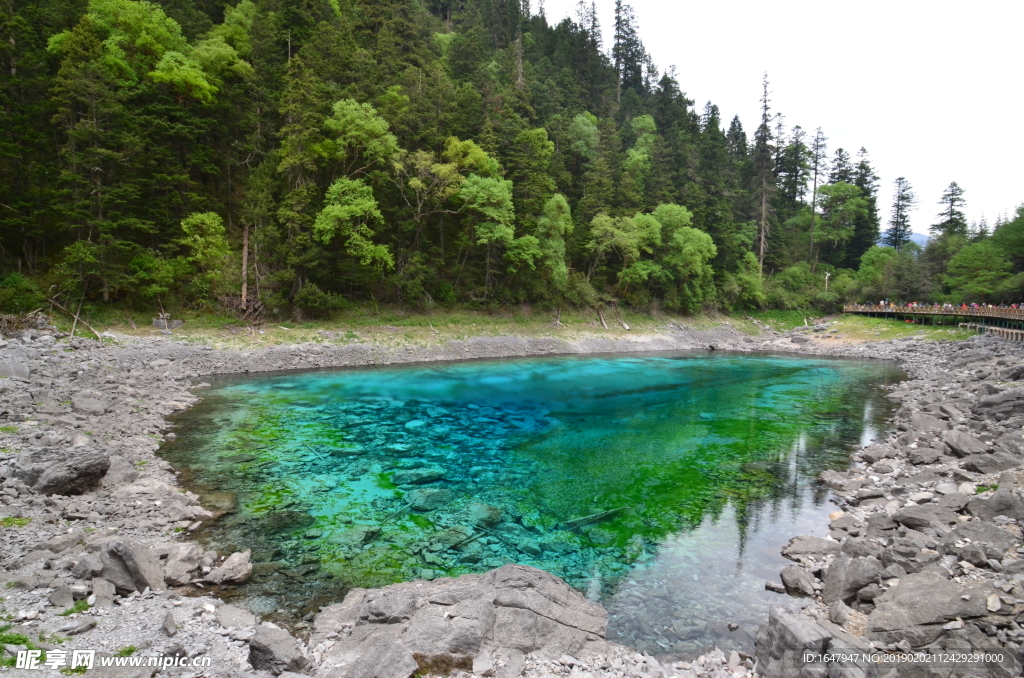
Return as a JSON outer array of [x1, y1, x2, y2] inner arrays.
[[562, 506, 629, 529]]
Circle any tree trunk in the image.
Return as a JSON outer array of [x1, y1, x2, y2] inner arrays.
[[240, 223, 250, 310]]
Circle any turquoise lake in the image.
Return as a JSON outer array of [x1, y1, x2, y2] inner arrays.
[[160, 351, 903, 659]]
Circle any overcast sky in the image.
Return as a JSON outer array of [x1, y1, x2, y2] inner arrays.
[[541, 0, 1022, 236]]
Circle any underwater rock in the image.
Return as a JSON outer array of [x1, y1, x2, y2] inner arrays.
[[265, 510, 316, 533], [467, 502, 503, 527], [391, 465, 445, 485], [406, 488, 453, 512], [201, 491, 238, 514]]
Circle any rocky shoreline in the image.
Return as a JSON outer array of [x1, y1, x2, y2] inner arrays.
[[0, 320, 1022, 677]]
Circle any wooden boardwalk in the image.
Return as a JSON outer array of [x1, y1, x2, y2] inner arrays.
[[843, 304, 1024, 340]]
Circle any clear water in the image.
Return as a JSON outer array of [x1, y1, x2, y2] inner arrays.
[[160, 352, 902, 658]]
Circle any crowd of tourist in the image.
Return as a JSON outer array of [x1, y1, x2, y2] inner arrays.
[[855, 302, 1024, 310]]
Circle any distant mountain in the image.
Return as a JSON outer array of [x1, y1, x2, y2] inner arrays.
[[909, 233, 930, 247]]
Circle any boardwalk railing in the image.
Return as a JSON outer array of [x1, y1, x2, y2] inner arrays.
[[843, 304, 1024, 334], [844, 304, 1024, 321]]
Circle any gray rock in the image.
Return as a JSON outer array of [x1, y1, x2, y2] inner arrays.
[[495, 650, 526, 678], [779, 565, 815, 597], [790, 336, 810, 344], [13, 446, 110, 495], [868, 571, 988, 647], [249, 623, 309, 676], [828, 600, 852, 626], [822, 555, 882, 604], [961, 451, 1020, 475], [91, 577, 116, 608], [73, 554, 103, 580], [315, 564, 606, 673], [0, 359, 30, 379], [976, 386, 1024, 417], [98, 540, 165, 595], [61, 618, 97, 635], [942, 429, 989, 457], [754, 605, 831, 678], [358, 590, 417, 624], [390, 466, 444, 485], [817, 469, 848, 490], [406, 488, 453, 512], [99, 456, 139, 488], [331, 640, 418, 678], [163, 543, 202, 586], [162, 610, 177, 636], [468, 502, 503, 527], [205, 549, 252, 584], [891, 504, 959, 531], [48, 585, 74, 610], [967, 488, 1024, 522], [217, 603, 257, 629], [909, 412, 948, 433], [71, 391, 110, 416], [781, 535, 840, 560]]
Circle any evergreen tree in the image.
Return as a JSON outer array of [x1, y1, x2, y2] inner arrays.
[[883, 177, 917, 252], [751, 73, 775, 274], [931, 181, 968, 238]]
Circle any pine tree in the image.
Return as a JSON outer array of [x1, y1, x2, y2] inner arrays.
[[845, 148, 881, 266], [828, 148, 853, 184], [931, 181, 967, 238], [883, 177, 917, 252], [806, 127, 827, 264], [751, 73, 775, 275]]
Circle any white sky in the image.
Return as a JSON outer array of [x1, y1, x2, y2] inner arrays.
[[540, 0, 1022, 236]]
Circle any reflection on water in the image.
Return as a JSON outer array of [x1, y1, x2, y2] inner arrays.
[[160, 352, 902, 659]]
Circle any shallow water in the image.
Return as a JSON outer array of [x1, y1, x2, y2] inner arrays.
[[160, 351, 902, 659]]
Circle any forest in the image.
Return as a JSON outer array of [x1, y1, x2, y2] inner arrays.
[[1, 0, 1022, 319]]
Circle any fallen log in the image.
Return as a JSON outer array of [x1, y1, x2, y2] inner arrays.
[[562, 506, 629, 529]]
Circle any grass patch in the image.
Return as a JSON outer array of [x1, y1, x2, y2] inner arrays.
[[58, 600, 89, 616], [975, 484, 998, 493], [831, 315, 976, 342], [0, 517, 31, 528], [60, 667, 89, 675], [0, 426, 18, 433], [0, 624, 34, 667], [114, 645, 138, 657]]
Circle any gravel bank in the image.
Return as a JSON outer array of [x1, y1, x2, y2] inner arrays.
[[1, 320, 1021, 677]]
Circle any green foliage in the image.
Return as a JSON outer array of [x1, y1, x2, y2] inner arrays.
[[114, 645, 138, 657], [0, 0, 1001, 314], [0, 274, 46, 313], [944, 241, 1011, 302]]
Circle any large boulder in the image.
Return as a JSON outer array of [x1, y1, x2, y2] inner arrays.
[[961, 451, 1021, 475], [205, 550, 252, 585], [867, 571, 988, 648], [98, 540, 165, 595], [891, 504, 959, 532], [163, 543, 203, 586], [311, 564, 607, 675], [249, 623, 309, 675], [942, 429, 988, 457], [754, 605, 831, 678], [821, 555, 883, 604], [975, 386, 1024, 418], [966, 488, 1024, 523], [13, 446, 110, 495]]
